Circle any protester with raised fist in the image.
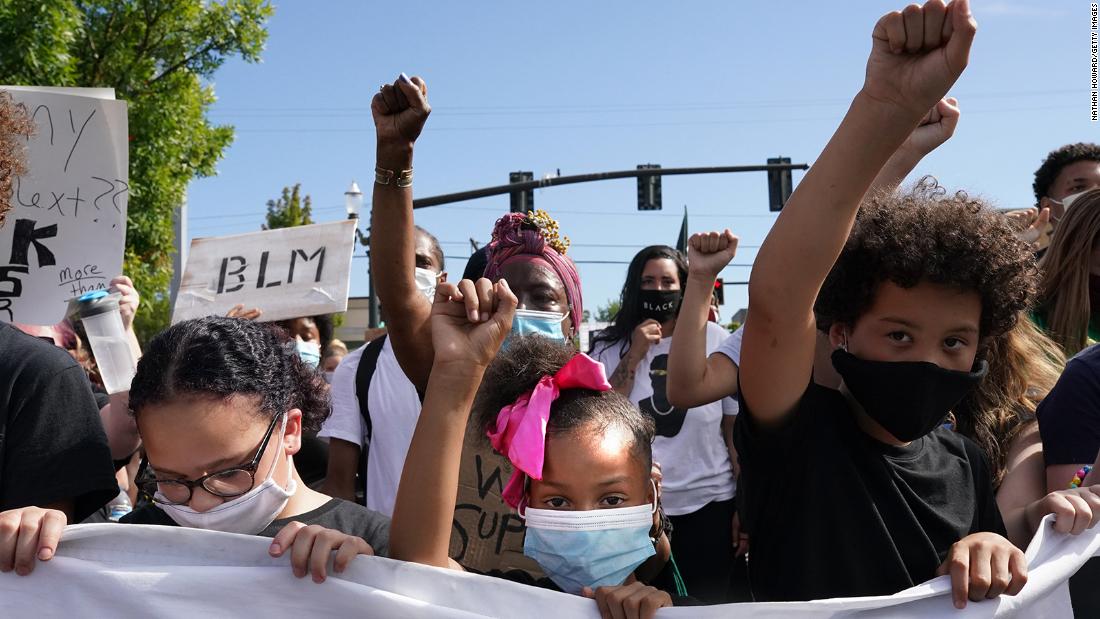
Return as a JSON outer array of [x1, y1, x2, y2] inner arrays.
[[369, 74, 582, 398], [735, 0, 1035, 607], [391, 279, 695, 619]]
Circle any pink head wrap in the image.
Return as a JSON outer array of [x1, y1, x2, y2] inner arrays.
[[483, 212, 583, 335], [487, 353, 612, 509]]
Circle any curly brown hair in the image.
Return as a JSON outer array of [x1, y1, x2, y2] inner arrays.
[[814, 178, 1039, 339], [0, 91, 35, 228]]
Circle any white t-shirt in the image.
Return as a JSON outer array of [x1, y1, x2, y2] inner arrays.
[[715, 323, 743, 367], [591, 321, 737, 516], [318, 337, 421, 518]]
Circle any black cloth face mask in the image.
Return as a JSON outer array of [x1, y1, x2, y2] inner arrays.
[[831, 348, 989, 442], [639, 290, 682, 322]]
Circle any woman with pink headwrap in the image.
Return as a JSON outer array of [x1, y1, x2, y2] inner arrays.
[[482, 209, 583, 343], [369, 73, 583, 396]]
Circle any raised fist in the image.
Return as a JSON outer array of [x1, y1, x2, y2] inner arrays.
[[863, 0, 976, 118], [371, 73, 431, 148], [687, 230, 739, 281], [902, 96, 960, 157]]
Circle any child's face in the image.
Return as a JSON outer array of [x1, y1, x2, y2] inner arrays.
[[528, 422, 654, 512], [829, 280, 981, 372]]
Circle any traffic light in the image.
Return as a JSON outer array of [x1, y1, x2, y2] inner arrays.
[[509, 171, 534, 213], [637, 164, 662, 211], [767, 157, 793, 212], [713, 278, 725, 305]]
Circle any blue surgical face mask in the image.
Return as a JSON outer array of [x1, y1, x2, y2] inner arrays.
[[520, 498, 657, 594], [507, 308, 568, 346], [296, 338, 321, 368]]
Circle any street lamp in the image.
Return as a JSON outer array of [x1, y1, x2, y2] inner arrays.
[[345, 180, 379, 329], [345, 181, 367, 243]]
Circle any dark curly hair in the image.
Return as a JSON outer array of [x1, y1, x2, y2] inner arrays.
[[1033, 142, 1100, 205], [815, 178, 1038, 339], [471, 336, 655, 471], [0, 91, 35, 228], [129, 316, 331, 431], [589, 245, 688, 358]]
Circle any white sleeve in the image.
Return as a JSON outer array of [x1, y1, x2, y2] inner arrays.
[[589, 336, 624, 376], [318, 349, 365, 447], [714, 324, 744, 367]]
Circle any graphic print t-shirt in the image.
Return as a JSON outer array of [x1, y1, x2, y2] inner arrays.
[[591, 322, 736, 516]]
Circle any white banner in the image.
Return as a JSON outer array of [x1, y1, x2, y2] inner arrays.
[[0, 87, 128, 326], [172, 219, 356, 324], [0, 517, 1094, 618]]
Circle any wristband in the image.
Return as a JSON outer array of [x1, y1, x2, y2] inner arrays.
[[375, 165, 413, 188]]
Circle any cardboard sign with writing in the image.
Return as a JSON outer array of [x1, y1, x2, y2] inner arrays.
[[172, 220, 356, 324], [0, 87, 128, 325], [448, 439, 543, 577]]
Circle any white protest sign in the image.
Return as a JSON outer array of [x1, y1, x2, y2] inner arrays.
[[0, 87, 129, 325], [172, 219, 356, 324]]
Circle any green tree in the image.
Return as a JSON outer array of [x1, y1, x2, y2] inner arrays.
[[0, 0, 273, 342], [595, 299, 621, 323], [263, 183, 313, 230]]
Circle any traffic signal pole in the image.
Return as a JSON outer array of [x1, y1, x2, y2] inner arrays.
[[411, 162, 808, 210]]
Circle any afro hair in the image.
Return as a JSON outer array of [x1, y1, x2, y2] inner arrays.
[[815, 178, 1038, 339]]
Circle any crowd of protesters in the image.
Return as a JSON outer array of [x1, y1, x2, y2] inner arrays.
[[4, 1, 1100, 617]]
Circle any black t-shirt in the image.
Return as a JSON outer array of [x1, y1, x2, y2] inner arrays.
[[89, 385, 138, 473], [121, 497, 391, 557], [1037, 343, 1100, 466], [735, 382, 1005, 602], [0, 323, 117, 521]]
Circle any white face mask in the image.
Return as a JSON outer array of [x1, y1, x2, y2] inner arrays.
[[415, 267, 439, 302], [157, 415, 297, 535]]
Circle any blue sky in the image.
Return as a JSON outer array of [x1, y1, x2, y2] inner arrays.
[[187, 0, 1087, 320]]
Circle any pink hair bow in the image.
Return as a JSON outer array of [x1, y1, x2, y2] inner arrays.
[[487, 353, 612, 509]]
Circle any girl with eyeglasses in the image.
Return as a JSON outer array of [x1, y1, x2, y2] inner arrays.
[[0, 316, 389, 582]]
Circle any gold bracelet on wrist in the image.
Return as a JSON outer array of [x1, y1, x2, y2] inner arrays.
[[375, 165, 413, 187]]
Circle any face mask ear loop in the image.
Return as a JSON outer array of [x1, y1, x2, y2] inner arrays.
[[263, 413, 290, 484], [516, 476, 531, 520], [650, 478, 659, 514]]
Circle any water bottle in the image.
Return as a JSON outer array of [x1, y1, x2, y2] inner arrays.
[[76, 290, 137, 394], [106, 488, 133, 522]]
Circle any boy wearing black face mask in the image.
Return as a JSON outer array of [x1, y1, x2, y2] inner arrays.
[[737, 0, 1036, 610]]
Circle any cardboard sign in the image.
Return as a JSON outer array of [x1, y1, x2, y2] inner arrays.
[[172, 219, 356, 324], [0, 87, 128, 325], [448, 439, 544, 577]]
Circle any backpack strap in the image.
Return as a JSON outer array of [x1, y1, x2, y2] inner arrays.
[[355, 334, 387, 446]]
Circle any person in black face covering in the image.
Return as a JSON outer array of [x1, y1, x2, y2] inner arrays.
[[589, 245, 744, 604]]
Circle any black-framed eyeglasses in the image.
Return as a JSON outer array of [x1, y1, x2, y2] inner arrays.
[[137, 414, 282, 506]]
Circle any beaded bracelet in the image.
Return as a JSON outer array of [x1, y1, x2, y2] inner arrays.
[[1070, 464, 1093, 489]]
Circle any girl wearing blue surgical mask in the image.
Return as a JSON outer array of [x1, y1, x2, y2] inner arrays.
[[391, 279, 694, 619], [589, 244, 744, 604], [0, 317, 389, 583]]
